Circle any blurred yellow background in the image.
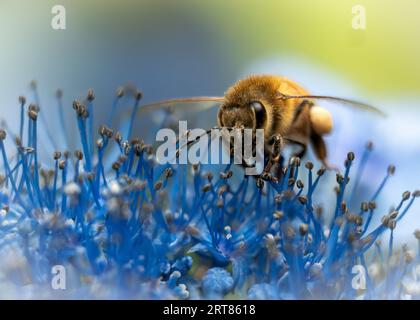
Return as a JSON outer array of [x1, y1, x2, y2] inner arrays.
[[202, 0, 420, 93]]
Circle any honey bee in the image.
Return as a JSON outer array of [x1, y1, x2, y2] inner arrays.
[[135, 75, 383, 177]]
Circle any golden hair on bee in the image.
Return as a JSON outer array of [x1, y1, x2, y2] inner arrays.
[[135, 74, 384, 175], [222, 75, 310, 137]]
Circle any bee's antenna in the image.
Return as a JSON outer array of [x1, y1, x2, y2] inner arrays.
[[173, 126, 243, 160], [174, 127, 218, 159], [277, 93, 385, 117], [142, 97, 224, 109]]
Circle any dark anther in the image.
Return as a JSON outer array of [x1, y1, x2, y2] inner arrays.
[[368, 201, 376, 210], [296, 179, 304, 189], [256, 178, 264, 189], [390, 210, 398, 219], [402, 191, 411, 201], [87, 89, 95, 101], [99, 125, 107, 137], [53, 151, 62, 160], [134, 143, 143, 156], [72, 100, 81, 111], [154, 181, 162, 191], [15, 137, 22, 147], [74, 150, 83, 160], [381, 215, 389, 227], [118, 155, 128, 163], [387, 165, 396, 175], [28, 109, 38, 121], [18, 96, 26, 105], [361, 202, 369, 212], [115, 132, 123, 144], [317, 167, 326, 176], [220, 171, 233, 180], [58, 160, 66, 170], [116, 87, 125, 98], [298, 196, 307, 205], [299, 224, 309, 236], [202, 184, 212, 193], [204, 172, 213, 181], [134, 90, 143, 101], [290, 156, 301, 167], [164, 168, 173, 179], [112, 162, 120, 171], [218, 185, 228, 195], [28, 103, 40, 112]]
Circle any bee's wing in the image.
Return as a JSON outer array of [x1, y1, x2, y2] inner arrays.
[[281, 94, 386, 117], [119, 97, 224, 144]]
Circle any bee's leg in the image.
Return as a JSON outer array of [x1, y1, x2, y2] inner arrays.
[[260, 134, 284, 181], [260, 158, 273, 181], [269, 134, 283, 162], [294, 142, 307, 159], [310, 132, 338, 171]]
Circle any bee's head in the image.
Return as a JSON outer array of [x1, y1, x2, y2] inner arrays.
[[217, 101, 267, 130]]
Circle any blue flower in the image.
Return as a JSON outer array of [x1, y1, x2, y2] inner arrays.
[[0, 83, 418, 299], [247, 283, 280, 300], [202, 267, 234, 298]]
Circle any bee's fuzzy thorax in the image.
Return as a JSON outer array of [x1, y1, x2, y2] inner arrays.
[[224, 74, 310, 136]]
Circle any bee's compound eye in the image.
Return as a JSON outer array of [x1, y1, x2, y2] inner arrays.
[[251, 101, 266, 129]]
